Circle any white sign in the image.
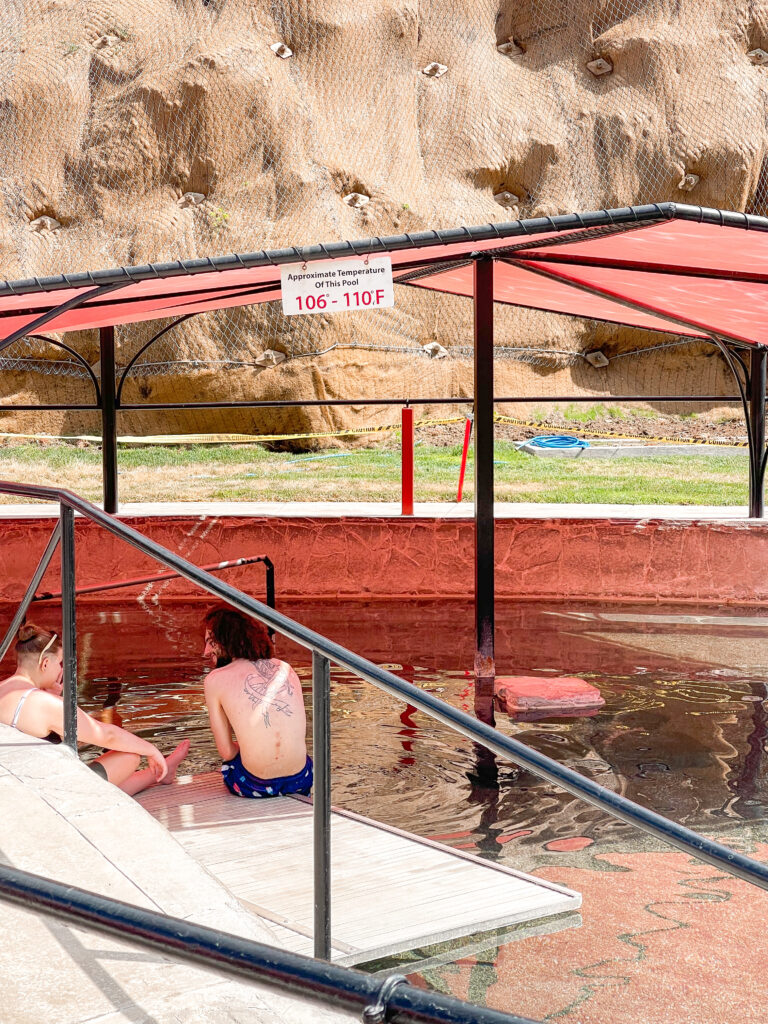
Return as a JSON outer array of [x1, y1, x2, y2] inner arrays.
[[280, 257, 394, 316]]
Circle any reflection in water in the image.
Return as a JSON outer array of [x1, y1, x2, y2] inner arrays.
[[470, 675, 499, 793], [397, 706, 417, 769], [726, 683, 768, 812], [4, 595, 767, 1022], [3, 597, 768, 863], [103, 681, 123, 709]]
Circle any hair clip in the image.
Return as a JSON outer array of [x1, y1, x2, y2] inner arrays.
[[38, 633, 58, 666]]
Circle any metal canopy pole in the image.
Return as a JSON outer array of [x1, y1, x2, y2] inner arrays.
[[748, 347, 767, 518], [473, 256, 496, 715], [100, 326, 118, 514]]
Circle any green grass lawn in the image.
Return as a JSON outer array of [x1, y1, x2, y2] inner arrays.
[[0, 440, 749, 505]]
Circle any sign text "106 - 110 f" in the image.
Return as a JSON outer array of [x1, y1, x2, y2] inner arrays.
[[296, 288, 387, 311], [280, 257, 395, 316]]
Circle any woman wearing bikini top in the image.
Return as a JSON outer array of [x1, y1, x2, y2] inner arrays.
[[0, 623, 189, 796]]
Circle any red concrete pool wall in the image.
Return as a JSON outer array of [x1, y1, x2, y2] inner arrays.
[[1, 513, 767, 606]]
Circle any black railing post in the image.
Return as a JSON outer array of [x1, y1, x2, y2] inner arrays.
[[0, 524, 61, 661], [473, 256, 496, 706], [312, 650, 331, 960], [100, 325, 118, 514], [264, 558, 275, 609], [60, 503, 78, 753], [749, 347, 767, 518]]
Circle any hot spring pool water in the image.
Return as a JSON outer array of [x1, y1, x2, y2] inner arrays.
[[6, 597, 768, 1021]]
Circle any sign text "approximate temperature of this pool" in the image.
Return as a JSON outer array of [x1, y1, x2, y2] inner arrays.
[[280, 257, 394, 316]]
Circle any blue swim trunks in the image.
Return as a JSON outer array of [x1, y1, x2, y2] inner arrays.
[[221, 752, 313, 798]]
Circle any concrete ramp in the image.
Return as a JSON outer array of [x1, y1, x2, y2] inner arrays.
[[0, 726, 356, 1024]]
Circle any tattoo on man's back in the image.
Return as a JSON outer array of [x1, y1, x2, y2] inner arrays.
[[243, 660, 294, 728]]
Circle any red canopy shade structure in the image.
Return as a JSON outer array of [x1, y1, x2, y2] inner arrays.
[[1, 200, 766, 513], [398, 218, 768, 347], [2, 201, 767, 695], [1, 203, 768, 346]]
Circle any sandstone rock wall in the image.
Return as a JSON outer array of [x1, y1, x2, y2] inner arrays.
[[0, 0, 766, 436]]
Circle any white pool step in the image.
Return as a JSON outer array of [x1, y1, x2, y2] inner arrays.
[[138, 772, 581, 965]]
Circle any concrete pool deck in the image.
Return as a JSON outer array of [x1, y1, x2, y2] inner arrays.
[[0, 500, 755, 518], [0, 725, 357, 1024]]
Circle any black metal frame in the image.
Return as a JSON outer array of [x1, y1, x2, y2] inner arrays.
[[749, 349, 767, 517], [5, 476, 768, 1016], [114, 313, 199, 407], [22, 333, 102, 402], [710, 338, 768, 517], [473, 257, 496, 723], [42, 558, 273, 606], [0, 395, 741, 410], [5, 377, 743, 519], [0, 200, 762, 515], [4, 480, 768, 893], [1, 202, 765, 302], [312, 650, 332, 958], [60, 503, 78, 749], [4, 475, 768, 1017], [0, 201, 765, 683], [0, 549, 275, 656]]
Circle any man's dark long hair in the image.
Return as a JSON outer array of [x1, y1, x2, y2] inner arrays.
[[204, 606, 274, 665]]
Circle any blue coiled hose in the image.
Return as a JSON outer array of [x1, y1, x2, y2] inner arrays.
[[527, 434, 590, 449]]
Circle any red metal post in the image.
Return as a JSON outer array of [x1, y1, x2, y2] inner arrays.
[[456, 415, 473, 502], [401, 405, 414, 515]]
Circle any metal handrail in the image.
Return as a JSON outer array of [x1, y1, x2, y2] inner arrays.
[[0, 862, 534, 1024], [30, 555, 274, 605], [4, 478, 768, 970], [4, 479, 768, 885]]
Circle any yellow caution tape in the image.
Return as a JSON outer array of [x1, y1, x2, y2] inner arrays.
[[415, 416, 466, 428], [0, 413, 739, 448], [0, 427, 396, 445], [0, 415, 467, 448]]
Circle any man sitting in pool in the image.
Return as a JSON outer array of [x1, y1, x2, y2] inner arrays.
[[202, 606, 312, 798]]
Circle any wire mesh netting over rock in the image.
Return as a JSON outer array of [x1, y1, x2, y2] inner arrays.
[[1, 0, 766, 436]]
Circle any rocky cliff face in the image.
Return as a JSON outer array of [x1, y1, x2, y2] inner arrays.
[[1, 0, 766, 436]]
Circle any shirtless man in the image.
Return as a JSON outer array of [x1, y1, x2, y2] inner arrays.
[[0, 623, 189, 796], [202, 606, 312, 798]]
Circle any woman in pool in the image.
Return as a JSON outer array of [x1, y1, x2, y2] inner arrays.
[[0, 623, 189, 796]]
